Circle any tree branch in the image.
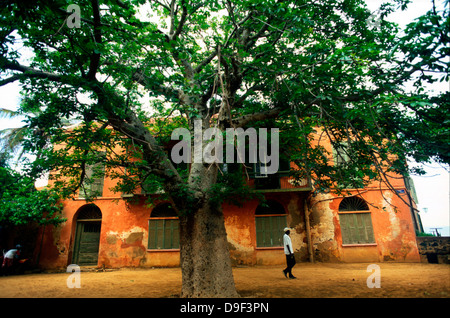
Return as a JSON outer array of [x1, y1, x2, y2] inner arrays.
[[131, 70, 181, 102], [170, 0, 188, 41], [0, 74, 22, 86], [194, 49, 218, 74], [234, 83, 265, 107], [86, 0, 102, 80], [232, 107, 282, 128], [151, 0, 171, 12], [1, 58, 63, 83]]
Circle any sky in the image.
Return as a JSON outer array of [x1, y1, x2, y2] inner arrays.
[[0, 0, 448, 234]]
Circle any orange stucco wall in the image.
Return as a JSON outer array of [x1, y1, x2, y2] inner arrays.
[[38, 197, 180, 269], [36, 180, 420, 270], [223, 192, 308, 266]]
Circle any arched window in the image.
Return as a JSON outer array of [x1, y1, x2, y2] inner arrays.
[[148, 203, 179, 250], [255, 200, 287, 248], [76, 204, 102, 220], [338, 197, 375, 245], [339, 197, 369, 211]]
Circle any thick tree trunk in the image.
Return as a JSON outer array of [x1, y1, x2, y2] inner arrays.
[[109, 112, 238, 297], [179, 201, 239, 298]]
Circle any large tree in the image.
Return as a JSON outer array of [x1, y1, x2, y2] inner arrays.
[[1, 0, 448, 297]]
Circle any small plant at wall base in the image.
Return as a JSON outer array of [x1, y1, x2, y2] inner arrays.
[[416, 231, 436, 237]]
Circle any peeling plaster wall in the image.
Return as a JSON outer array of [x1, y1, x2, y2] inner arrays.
[[308, 194, 341, 262], [102, 227, 147, 267], [305, 189, 421, 263], [37, 198, 179, 269], [38, 192, 310, 269], [224, 212, 255, 266], [381, 191, 401, 239], [36, 187, 420, 270], [373, 190, 420, 262]]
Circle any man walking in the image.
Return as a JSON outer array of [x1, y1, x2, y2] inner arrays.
[[2, 244, 21, 275], [282, 228, 296, 279]]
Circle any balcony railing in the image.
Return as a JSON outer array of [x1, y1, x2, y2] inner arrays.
[[247, 173, 312, 192]]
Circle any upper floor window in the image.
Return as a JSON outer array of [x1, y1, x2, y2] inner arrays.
[[79, 152, 106, 199], [332, 142, 365, 189], [251, 156, 291, 178], [333, 142, 350, 166]]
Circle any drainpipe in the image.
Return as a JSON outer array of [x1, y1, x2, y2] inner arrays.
[[303, 200, 314, 263], [403, 176, 422, 233], [36, 224, 46, 267]]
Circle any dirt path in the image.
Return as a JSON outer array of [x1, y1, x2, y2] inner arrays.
[[0, 263, 449, 298]]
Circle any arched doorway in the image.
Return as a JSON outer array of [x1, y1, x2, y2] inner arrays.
[[72, 204, 102, 266]]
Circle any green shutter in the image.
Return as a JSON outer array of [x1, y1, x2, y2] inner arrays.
[[148, 219, 179, 249], [255, 215, 286, 247], [148, 219, 158, 249], [339, 213, 375, 244], [274, 216, 284, 246], [340, 214, 351, 244], [255, 217, 264, 246], [172, 220, 180, 249]]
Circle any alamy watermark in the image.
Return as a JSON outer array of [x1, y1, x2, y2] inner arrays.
[[366, 264, 381, 288], [67, 264, 81, 288], [67, 4, 81, 29], [171, 120, 280, 174]]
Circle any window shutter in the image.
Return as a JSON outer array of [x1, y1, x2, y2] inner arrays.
[[255, 215, 286, 247], [339, 213, 375, 244], [148, 203, 179, 250]]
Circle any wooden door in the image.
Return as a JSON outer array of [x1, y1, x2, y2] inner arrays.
[[73, 221, 101, 265]]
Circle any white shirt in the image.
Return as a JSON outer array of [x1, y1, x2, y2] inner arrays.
[[4, 249, 19, 259], [283, 234, 293, 255]]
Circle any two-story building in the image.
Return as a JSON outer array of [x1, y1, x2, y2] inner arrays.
[[34, 127, 423, 269]]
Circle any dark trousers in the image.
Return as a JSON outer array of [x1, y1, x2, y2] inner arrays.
[[284, 254, 296, 277]]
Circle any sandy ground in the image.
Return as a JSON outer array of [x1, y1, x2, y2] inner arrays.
[[0, 263, 449, 298]]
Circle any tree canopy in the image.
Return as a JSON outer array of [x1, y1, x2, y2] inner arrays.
[[1, 0, 448, 200]]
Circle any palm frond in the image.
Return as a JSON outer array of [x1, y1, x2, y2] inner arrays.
[[0, 108, 20, 120], [0, 126, 28, 160]]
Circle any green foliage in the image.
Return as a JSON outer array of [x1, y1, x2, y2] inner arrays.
[[0, 160, 64, 226], [208, 164, 262, 208], [0, 0, 448, 206]]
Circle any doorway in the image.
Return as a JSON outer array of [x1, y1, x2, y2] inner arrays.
[[72, 204, 102, 266]]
